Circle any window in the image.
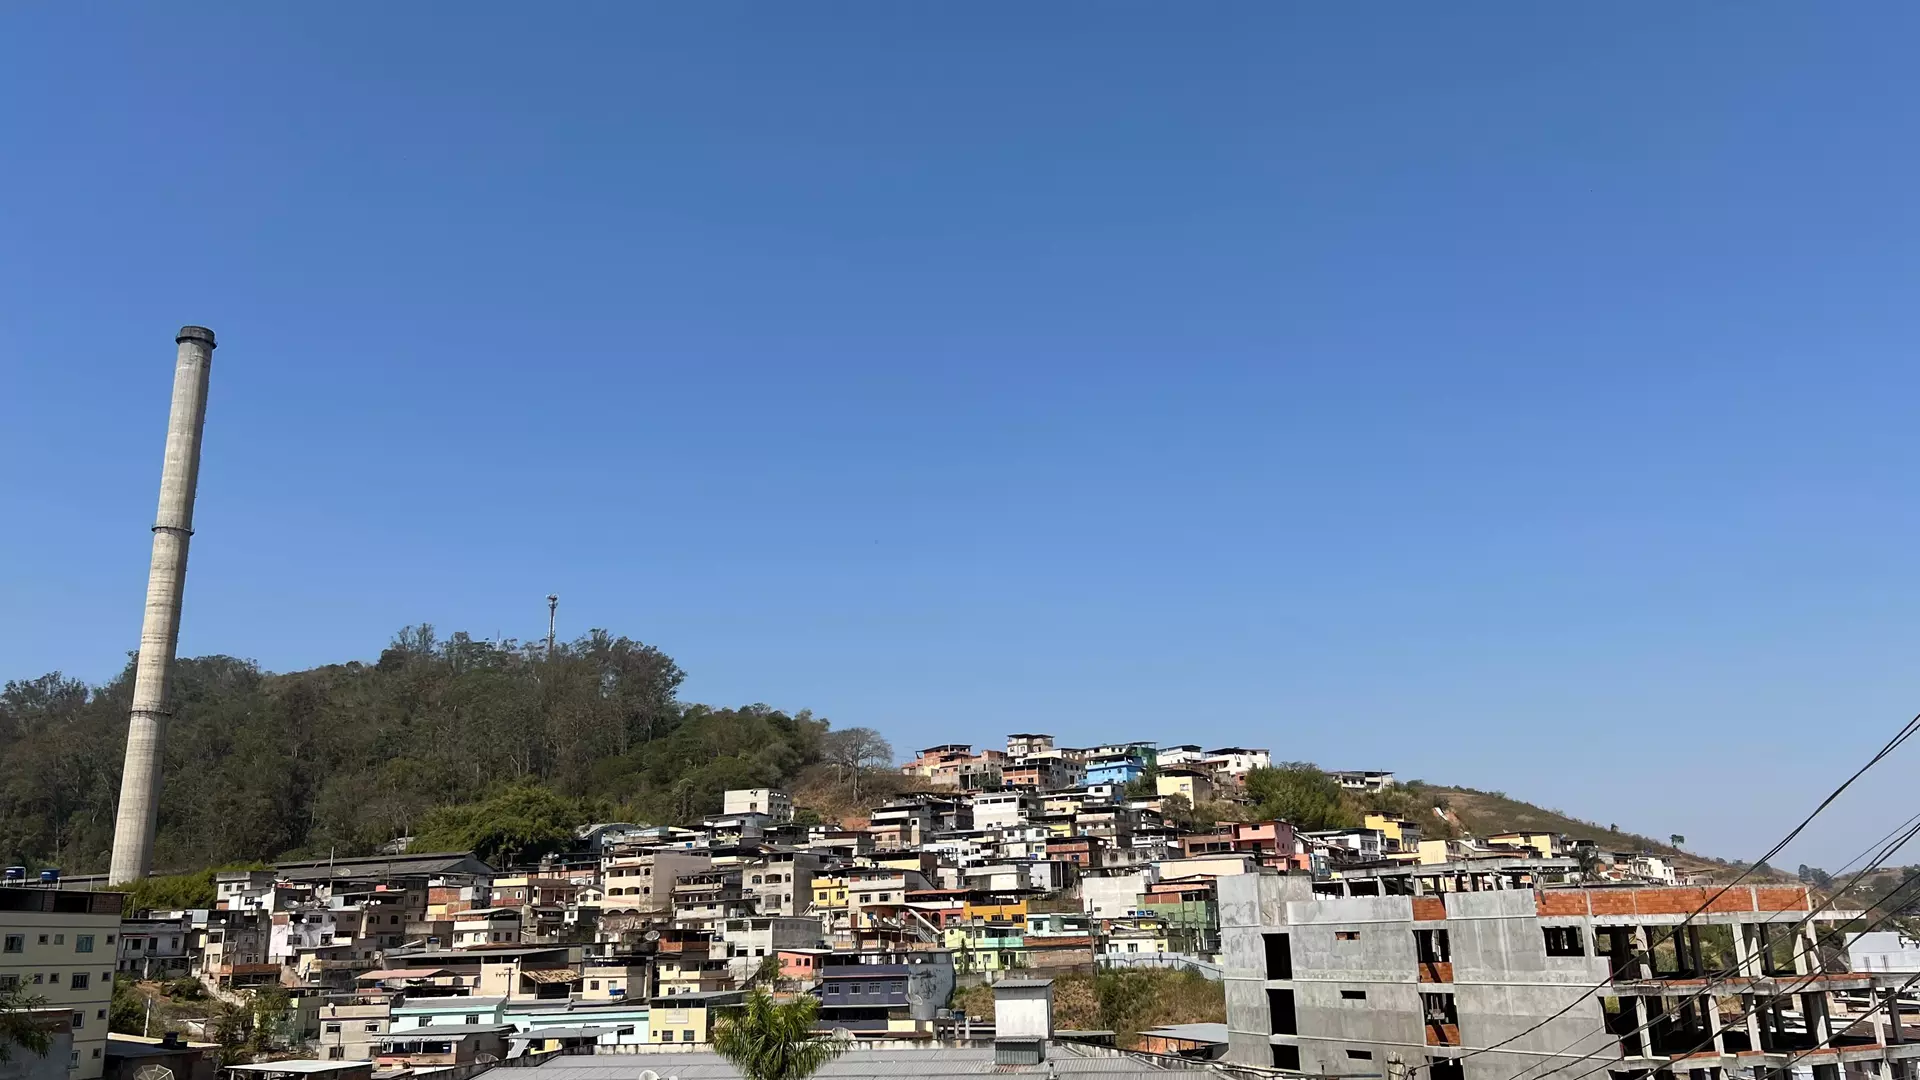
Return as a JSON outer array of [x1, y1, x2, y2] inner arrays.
[[1336, 931, 1361, 941], [465, 1015, 480, 1025], [1347, 1050, 1374, 1061], [71, 973, 88, 990], [38, 935, 48, 945], [91, 1048, 101, 1060], [590, 980, 600, 990], [1341, 990, 1367, 1001], [328, 1047, 345, 1060], [75, 935, 93, 954], [104, 935, 114, 945], [1271, 1045, 1301, 1070], [47, 973, 58, 984], [324, 1024, 342, 1035], [2, 936, 19, 954], [53, 935, 63, 945], [128, 940, 143, 951], [97, 1009, 106, 1020], [1543, 926, 1586, 958], [31, 974, 42, 985], [1267, 989, 1297, 1035], [72, 1012, 84, 1029], [682, 1031, 694, 1042], [364, 1022, 380, 1032], [1263, 933, 1293, 979]]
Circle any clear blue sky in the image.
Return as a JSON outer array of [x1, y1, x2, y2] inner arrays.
[[3, 6, 1917, 868]]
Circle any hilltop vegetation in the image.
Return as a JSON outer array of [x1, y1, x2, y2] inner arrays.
[[0, 624, 1727, 875], [0, 626, 885, 873]]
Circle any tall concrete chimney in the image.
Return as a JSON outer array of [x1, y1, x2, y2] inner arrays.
[[108, 326, 216, 885]]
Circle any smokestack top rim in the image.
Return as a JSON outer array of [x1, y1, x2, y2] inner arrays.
[[175, 326, 217, 347]]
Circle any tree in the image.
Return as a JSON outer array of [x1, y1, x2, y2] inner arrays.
[[412, 784, 607, 864], [0, 984, 51, 1062], [1243, 763, 1354, 831], [110, 977, 146, 1035], [820, 728, 892, 807], [712, 988, 848, 1080], [1670, 834, 1686, 849]]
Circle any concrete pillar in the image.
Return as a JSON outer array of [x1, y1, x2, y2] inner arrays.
[[1704, 994, 1726, 1055], [1733, 925, 1755, 978], [1742, 993, 1764, 1054], [108, 326, 215, 885]]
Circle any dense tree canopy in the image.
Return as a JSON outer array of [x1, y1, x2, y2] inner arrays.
[[1243, 762, 1355, 831], [0, 627, 842, 873]]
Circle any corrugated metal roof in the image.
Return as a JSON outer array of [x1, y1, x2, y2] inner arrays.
[[520, 968, 584, 984], [1139, 1023, 1228, 1043]]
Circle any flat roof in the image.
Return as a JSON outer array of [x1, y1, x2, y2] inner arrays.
[[523, 1045, 1218, 1078], [517, 1026, 625, 1040], [378, 1024, 515, 1037], [394, 997, 507, 1011], [228, 1062, 375, 1075], [388, 946, 572, 960]]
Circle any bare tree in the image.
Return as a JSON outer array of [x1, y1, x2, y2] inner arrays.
[[821, 727, 893, 806]]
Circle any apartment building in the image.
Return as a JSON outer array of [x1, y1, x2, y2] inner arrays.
[[600, 851, 711, 915], [116, 915, 190, 977], [1221, 872, 1884, 1080], [0, 889, 122, 1080], [317, 1001, 391, 1061], [721, 789, 793, 824], [972, 792, 1040, 832], [1006, 734, 1055, 758], [738, 851, 820, 918]]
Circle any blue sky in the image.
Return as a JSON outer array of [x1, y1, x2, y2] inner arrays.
[[3, 6, 1917, 867]]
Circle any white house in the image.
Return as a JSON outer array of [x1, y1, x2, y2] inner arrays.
[[1850, 931, 1920, 973]]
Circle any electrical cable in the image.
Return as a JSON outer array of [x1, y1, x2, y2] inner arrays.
[[1400, 710, 1920, 1077]]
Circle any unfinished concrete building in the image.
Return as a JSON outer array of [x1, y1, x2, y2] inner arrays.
[[1222, 870, 1912, 1080]]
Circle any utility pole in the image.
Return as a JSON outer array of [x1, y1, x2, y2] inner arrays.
[[546, 594, 559, 658]]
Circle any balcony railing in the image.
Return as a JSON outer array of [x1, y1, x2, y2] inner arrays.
[[1418, 961, 1454, 983]]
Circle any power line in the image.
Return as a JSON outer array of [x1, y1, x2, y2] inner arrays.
[[1544, 894, 1920, 1080], [1502, 807, 1920, 1080], [1405, 709, 1920, 1077], [1538, 863, 1920, 1080]]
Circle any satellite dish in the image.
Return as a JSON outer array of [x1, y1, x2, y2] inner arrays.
[[473, 1054, 500, 1066], [644, 930, 662, 943], [639, 1071, 660, 1080], [134, 1066, 175, 1080]]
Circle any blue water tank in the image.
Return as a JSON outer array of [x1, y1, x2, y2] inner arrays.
[[2, 867, 24, 883], [38, 869, 59, 884]]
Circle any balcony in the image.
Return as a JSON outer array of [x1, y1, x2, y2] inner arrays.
[[1425, 1023, 1460, 1047], [1418, 961, 1454, 983]]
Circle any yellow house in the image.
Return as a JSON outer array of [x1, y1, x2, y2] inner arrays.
[[1363, 813, 1422, 853], [581, 960, 648, 1001], [962, 898, 1028, 927], [810, 875, 848, 913], [648, 990, 744, 1044], [1487, 832, 1562, 858], [1157, 771, 1214, 805]]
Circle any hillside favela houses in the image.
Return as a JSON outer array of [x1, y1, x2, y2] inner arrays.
[[0, 736, 1820, 1080]]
